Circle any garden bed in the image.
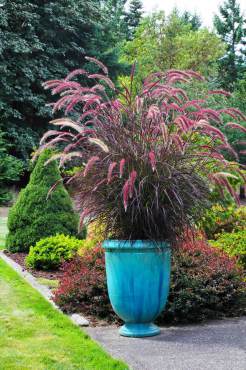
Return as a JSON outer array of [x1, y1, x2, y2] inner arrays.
[[3, 237, 246, 328], [3, 250, 64, 281]]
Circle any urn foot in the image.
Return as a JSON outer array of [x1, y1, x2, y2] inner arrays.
[[119, 323, 160, 337]]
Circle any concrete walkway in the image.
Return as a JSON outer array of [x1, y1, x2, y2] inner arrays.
[[86, 317, 246, 370], [0, 207, 9, 217]]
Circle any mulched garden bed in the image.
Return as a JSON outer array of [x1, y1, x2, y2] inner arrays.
[[3, 250, 64, 280]]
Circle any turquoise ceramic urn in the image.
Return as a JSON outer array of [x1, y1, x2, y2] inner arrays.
[[103, 240, 171, 337]]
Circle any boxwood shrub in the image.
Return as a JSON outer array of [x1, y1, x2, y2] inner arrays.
[[26, 234, 82, 270]]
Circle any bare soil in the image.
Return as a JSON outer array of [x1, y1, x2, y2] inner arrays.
[[3, 251, 64, 280]]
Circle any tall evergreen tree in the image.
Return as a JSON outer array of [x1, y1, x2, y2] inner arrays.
[[125, 0, 143, 39], [214, 0, 246, 90], [181, 11, 202, 30], [0, 0, 123, 167], [101, 0, 128, 43], [0, 130, 23, 205]]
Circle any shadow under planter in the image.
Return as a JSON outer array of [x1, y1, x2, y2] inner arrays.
[[103, 240, 171, 338]]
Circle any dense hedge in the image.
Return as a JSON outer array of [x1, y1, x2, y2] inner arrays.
[[54, 241, 245, 324], [26, 234, 82, 270], [6, 150, 80, 252]]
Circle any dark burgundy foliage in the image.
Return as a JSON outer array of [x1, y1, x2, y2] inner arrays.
[[40, 58, 245, 241], [159, 239, 246, 323], [53, 246, 116, 321], [54, 243, 245, 324]]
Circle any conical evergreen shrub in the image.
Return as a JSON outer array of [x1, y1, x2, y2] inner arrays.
[[6, 150, 79, 252]]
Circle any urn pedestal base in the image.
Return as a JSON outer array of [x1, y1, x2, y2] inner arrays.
[[119, 322, 160, 337]]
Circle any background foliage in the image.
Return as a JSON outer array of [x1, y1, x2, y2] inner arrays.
[[0, 131, 23, 204], [214, 0, 246, 90], [120, 10, 225, 86], [0, 0, 131, 190], [210, 230, 246, 269], [201, 204, 246, 239]]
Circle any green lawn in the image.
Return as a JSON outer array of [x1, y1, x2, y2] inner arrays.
[[0, 218, 128, 370]]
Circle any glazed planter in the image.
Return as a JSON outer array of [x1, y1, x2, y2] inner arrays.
[[103, 240, 171, 337]]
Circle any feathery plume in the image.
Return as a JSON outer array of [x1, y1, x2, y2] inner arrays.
[[149, 151, 156, 172], [107, 162, 117, 183], [83, 156, 100, 177], [88, 138, 109, 153], [85, 56, 108, 75], [123, 180, 130, 212], [119, 159, 126, 178]]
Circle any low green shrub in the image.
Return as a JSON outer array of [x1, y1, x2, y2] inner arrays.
[[0, 188, 12, 205], [210, 230, 246, 269], [200, 204, 246, 239], [54, 241, 245, 324], [26, 234, 82, 270]]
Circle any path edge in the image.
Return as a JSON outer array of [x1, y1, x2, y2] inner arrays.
[[0, 250, 89, 327]]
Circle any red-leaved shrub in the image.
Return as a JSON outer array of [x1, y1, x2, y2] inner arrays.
[[53, 246, 116, 321], [54, 241, 245, 324], [158, 239, 245, 323]]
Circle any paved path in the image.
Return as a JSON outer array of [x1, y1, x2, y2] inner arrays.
[[86, 317, 246, 370], [0, 207, 9, 217]]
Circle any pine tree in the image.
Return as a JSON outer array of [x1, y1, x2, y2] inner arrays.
[[181, 11, 202, 30], [125, 0, 143, 39], [0, 0, 123, 165], [0, 131, 23, 205], [6, 150, 79, 252], [214, 0, 246, 90], [101, 0, 128, 43]]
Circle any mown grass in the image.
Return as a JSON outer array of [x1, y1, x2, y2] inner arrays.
[[0, 217, 128, 370]]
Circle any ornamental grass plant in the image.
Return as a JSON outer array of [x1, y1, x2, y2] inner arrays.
[[40, 58, 245, 242]]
